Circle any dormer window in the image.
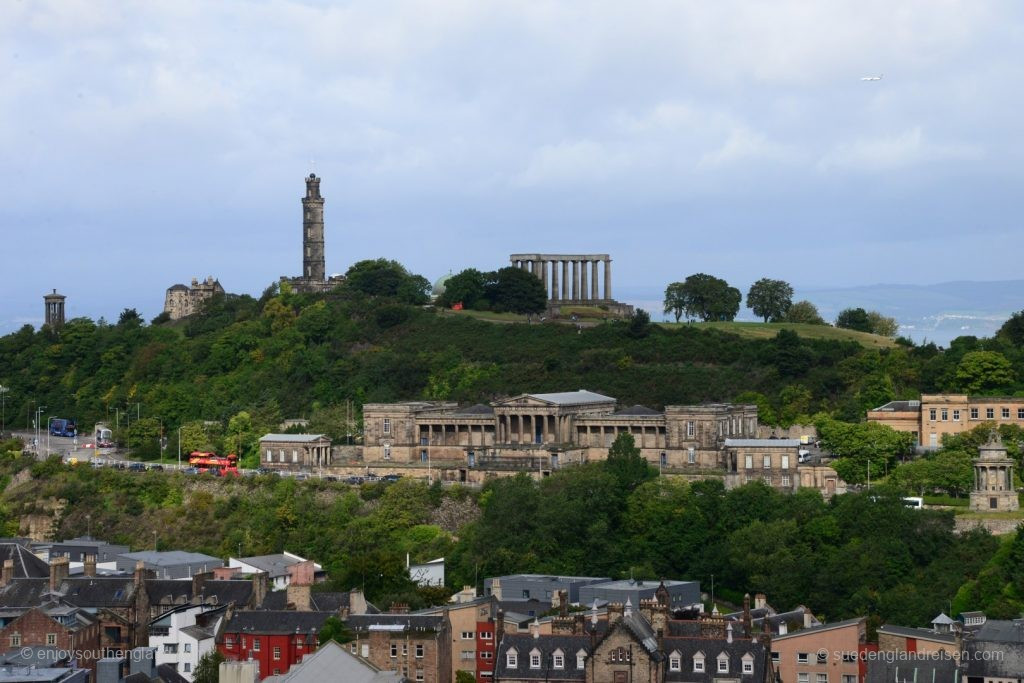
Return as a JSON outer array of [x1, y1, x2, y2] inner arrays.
[[717, 652, 729, 673], [530, 649, 541, 669], [552, 649, 564, 669], [693, 652, 705, 672], [506, 649, 518, 668], [742, 653, 755, 674], [576, 649, 587, 669], [669, 650, 681, 671]]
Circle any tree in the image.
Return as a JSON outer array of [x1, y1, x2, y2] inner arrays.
[[866, 311, 899, 337], [117, 308, 143, 328], [439, 269, 487, 309], [835, 308, 871, 332], [667, 273, 741, 322], [746, 278, 794, 323], [996, 311, 1024, 347], [663, 282, 687, 323], [193, 650, 225, 683], [627, 309, 652, 338], [815, 416, 914, 484], [483, 267, 547, 314], [955, 351, 1015, 394], [456, 671, 477, 683], [784, 300, 825, 325], [604, 432, 655, 493], [345, 259, 431, 304]]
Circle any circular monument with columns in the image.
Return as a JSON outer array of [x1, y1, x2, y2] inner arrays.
[[969, 431, 1019, 512]]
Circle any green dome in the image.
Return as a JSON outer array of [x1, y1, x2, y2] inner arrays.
[[432, 272, 453, 296]]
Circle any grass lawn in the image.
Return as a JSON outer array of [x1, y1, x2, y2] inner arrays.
[[656, 321, 898, 348], [437, 308, 529, 323], [953, 509, 1024, 520]]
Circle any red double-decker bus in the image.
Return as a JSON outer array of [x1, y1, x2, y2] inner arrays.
[[188, 451, 239, 476]]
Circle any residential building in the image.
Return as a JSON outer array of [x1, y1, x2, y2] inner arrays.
[[218, 610, 333, 679], [770, 617, 866, 683], [577, 578, 701, 612], [865, 652, 959, 683], [876, 623, 957, 656], [227, 553, 325, 591], [484, 576, 610, 607], [262, 640, 404, 683], [868, 394, 1024, 448], [347, 613, 451, 683], [962, 618, 1024, 682], [258, 434, 333, 472], [149, 603, 226, 681], [257, 585, 371, 615], [115, 551, 223, 579], [418, 596, 498, 682], [409, 558, 445, 588], [163, 277, 225, 320]]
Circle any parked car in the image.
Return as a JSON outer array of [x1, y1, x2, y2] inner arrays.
[[90, 460, 105, 469], [345, 476, 364, 485], [127, 463, 146, 472], [111, 462, 127, 470], [148, 464, 164, 471], [294, 473, 309, 481], [383, 474, 401, 483], [365, 472, 380, 482], [182, 467, 200, 475], [324, 475, 338, 482]]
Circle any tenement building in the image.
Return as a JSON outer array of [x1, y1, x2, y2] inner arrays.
[[868, 393, 1024, 448], [163, 276, 225, 320]]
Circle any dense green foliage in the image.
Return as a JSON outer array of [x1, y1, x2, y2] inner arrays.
[[784, 300, 826, 325], [836, 308, 899, 337], [664, 274, 741, 322], [746, 278, 794, 323], [437, 266, 547, 314]]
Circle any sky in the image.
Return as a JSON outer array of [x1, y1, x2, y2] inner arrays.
[[2, 0, 1023, 333]]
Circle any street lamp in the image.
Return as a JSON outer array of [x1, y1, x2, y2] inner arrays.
[[34, 406, 46, 455]]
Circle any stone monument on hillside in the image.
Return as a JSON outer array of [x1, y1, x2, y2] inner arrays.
[[509, 253, 634, 317], [970, 432, 1018, 512]]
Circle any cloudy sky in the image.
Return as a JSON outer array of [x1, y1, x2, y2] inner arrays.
[[2, 0, 1022, 331]]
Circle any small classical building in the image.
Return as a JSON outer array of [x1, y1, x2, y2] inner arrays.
[[259, 434, 333, 471], [970, 433, 1018, 512], [163, 277, 224, 320], [869, 394, 1024, 448]]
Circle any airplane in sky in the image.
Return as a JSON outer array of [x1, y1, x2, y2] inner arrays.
[[861, 74, 883, 81]]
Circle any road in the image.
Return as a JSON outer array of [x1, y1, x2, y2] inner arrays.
[[10, 429, 124, 463]]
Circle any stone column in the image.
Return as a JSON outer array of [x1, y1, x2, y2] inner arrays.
[[604, 258, 612, 300], [591, 260, 599, 300], [561, 261, 569, 300], [571, 261, 579, 300], [550, 261, 559, 300], [541, 260, 549, 292], [580, 260, 589, 301]]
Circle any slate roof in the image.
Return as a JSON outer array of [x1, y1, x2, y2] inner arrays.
[[57, 577, 137, 607], [119, 550, 222, 568], [662, 635, 767, 683], [259, 590, 350, 612], [259, 434, 329, 443], [146, 579, 253, 608], [876, 625, 956, 644], [269, 640, 404, 683], [620, 609, 660, 656], [612, 405, 663, 417], [0, 543, 51, 578], [865, 653, 959, 683], [234, 554, 319, 578], [450, 404, 495, 416], [964, 619, 1024, 678], [771, 616, 864, 641], [723, 439, 801, 447], [155, 665, 191, 683], [522, 391, 616, 406], [871, 400, 921, 412], [223, 610, 334, 636], [494, 633, 591, 680], [347, 614, 445, 634]]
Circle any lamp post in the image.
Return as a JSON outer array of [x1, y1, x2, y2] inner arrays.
[[0, 385, 9, 433], [46, 416, 55, 459], [34, 406, 45, 454]]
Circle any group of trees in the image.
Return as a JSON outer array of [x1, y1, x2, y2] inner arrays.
[[835, 307, 899, 337], [437, 267, 548, 314]]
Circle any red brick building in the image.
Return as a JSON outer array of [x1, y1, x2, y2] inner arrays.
[[0, 605, 102, 671], [219, 610, 333, 679], [475, 617, 496, 681]]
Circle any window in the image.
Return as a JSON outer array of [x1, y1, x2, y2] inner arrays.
[[383, 446, 391, 459], [842, 652, 856, 663], [1019, 408, 1024, 419], [781, 475, 791, 487], [253, 638, 260, 652], [798, 675, 809, 683], [361, 644, 369, 658], [817, 651, 828, 664], [226, 637, 235, 649], [763, 455, 772, 469], [416, 672, 424, 682], [576, 650, 586, 669], [530, 652, 541, 668], [717, 654, 729, 673], [522, 590, 531, 599], [553, 652, 564, 669], [688, 447, 696, 464], [929, 408, 937, 421], [461, 631, 474, 640], [1003, 407, 1011, 419], [660, 452, 667, 467], [953, 409, 961, 420], [941, 408, 948, 421], [842, 676, 856, 683], [265, 449, 272, 462], [507, 650, 518, 668], [480, 631, 493, 640], [46, 633, 57, 646], [797, 652, 809, 664], [745, 455, 753, 470], [481, 652, 493, 659], [163, 644, 178, 654], [292, 449, 298, 463], [420, 450, 428, 462], [9, 634, 19, 647], [687, 421, 695, 438], [781, 455, 790, 470], [987, 408, 995, 419], [415, 644, 424, 659], [184, 643, 191, 653], [971, 407, 979, 419], [693, 655, 705, 672], [391, 644, 398, 658], [743, 659, 754, 674], [816, 674, 828, 683], [402, 644, 408, 656], [383, 418, 391, 434], [184, 663, 191, 673], [460, 651, 475, 660], [771, 652, 780, 663], [669, 652, 681, 671], [350, 643, 356, 654], [273, 669, 280, 676]]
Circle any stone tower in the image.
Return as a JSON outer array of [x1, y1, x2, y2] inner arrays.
[[970, 432, 1018, 512], [43, 289, 66, 329], [302, 173, 325, 281]]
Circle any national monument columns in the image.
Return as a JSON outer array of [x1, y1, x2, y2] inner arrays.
[[509, 253, 614, 303]]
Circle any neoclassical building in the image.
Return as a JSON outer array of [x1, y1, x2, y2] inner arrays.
[[362, 390, 759, 475], [163, 276, 224, 320]]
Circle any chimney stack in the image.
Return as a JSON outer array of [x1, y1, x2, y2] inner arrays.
[[49, 557, 70, 592], [803, 608, 813, 629], [1, 559, 13, 586], [84, 554, 97, 577], [742, 594, 752, 637], [133, 560, 147, 587], [754, 593, 767, 610], [287, 583, 312, 611]]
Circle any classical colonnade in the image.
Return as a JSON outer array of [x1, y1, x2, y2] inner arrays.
[[509, 253, 612, 302]]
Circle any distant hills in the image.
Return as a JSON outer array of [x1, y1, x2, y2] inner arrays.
[[621, 279, 1023, 347]]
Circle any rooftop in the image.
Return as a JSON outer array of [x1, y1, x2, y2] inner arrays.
[[524, 390, 616, 405], [871, 400, 921, 412], [259, 433, 329, 443], [876, 624, 957, 644], [723, 439, 801, 447], [120, 551, 222, 568]]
